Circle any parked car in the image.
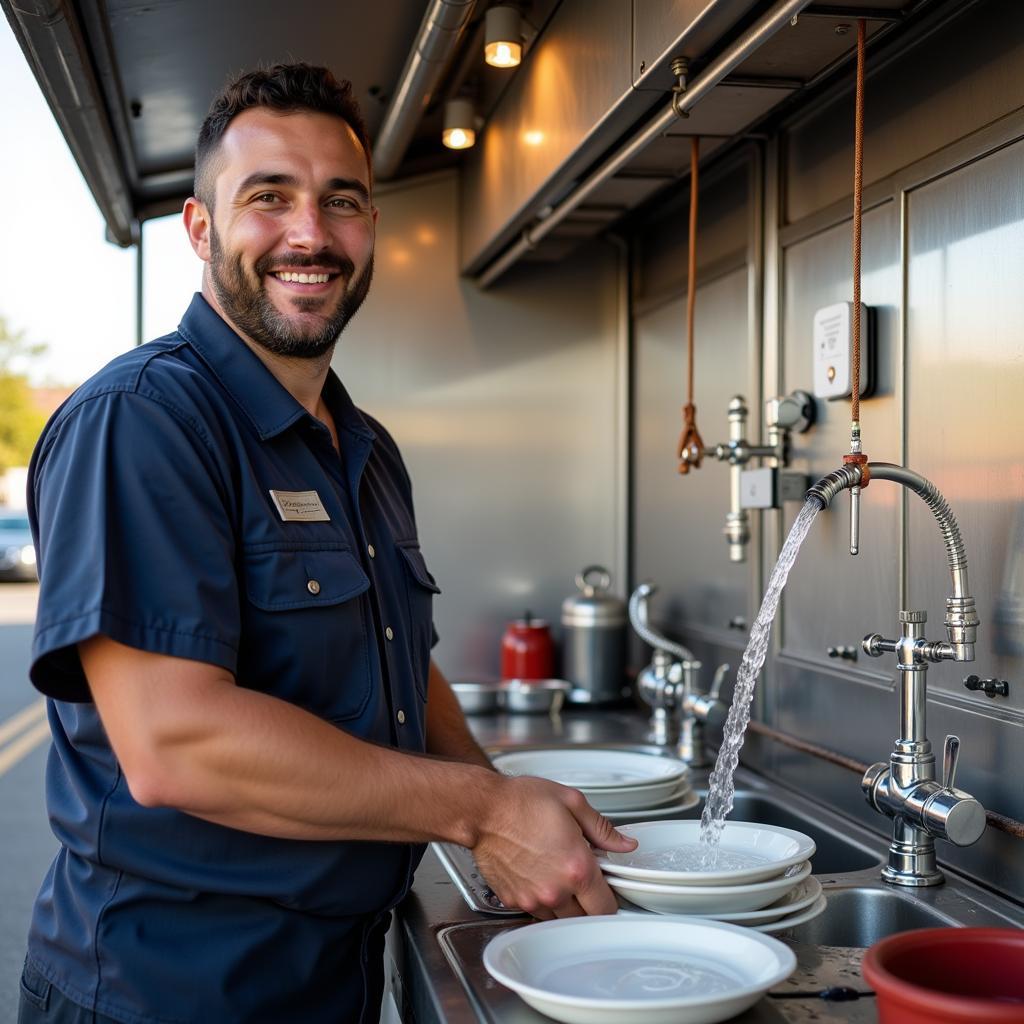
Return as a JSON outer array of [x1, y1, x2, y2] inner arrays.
[[0, 510, 37, 582]]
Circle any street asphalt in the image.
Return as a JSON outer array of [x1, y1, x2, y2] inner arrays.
[[0, 585, 57, 1023]]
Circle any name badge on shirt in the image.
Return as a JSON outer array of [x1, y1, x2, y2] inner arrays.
[[269, 489, 331, 522]]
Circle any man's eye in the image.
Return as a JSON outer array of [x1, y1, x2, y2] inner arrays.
[[327, 197, 358, 209], [254, 193, 278, 203]]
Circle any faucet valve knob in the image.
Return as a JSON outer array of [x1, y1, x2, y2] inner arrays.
[[709, 663, 729, 701], [899, 609, 927, 624], [942, 734, 960, 791], [862, 633, 897, 658]]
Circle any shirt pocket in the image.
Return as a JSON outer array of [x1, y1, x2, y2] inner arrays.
[[241, 545, 374, 722], [396, 541, 440, 701]]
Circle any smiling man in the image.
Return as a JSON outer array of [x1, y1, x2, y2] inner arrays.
[[20, 64, 634, 1024]]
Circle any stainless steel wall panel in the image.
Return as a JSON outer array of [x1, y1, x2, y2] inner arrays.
[[777, 203, 901, 670], [340, 172, 624, 682], [905, 136, 1024, 716], [633, 268, 753, 637], [783, 0, 1024, 223]]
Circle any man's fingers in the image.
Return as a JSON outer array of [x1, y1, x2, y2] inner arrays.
[[551, 895, 587, 919], [575, 867, 621, 917], [569, 795, 639, 853]]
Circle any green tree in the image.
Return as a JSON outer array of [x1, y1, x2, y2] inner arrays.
[[0, 315, 48, 472]]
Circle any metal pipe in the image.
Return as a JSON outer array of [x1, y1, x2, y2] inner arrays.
[[372, 0, 477, 181], [476, 0, 813, 287]]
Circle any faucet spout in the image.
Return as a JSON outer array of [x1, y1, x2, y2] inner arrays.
[[807, 461, 978, 661]]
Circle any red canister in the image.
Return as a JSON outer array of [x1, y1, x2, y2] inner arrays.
[[501, 612, 555, 680]]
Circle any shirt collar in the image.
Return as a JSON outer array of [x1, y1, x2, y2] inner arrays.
[[177, 293, 374, 443]]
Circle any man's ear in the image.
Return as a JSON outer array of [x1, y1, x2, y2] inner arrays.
[[183, 197, 212, 262]]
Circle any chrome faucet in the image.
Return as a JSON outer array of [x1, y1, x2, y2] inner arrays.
[[629, 582, 728, 767], [807, 462, 986, 886]]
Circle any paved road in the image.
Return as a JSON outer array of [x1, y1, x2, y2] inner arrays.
[[0, 584, 57, 1023]]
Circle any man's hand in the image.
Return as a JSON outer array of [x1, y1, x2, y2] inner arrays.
[[472, 775, 638, 919]]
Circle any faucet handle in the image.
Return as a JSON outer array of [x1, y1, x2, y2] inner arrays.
[[942, 734, 961, 791], [709, 663, 730, 701]]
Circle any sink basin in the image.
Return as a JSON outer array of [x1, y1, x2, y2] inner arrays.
[[682, 791, 884, 875], [785, 886, 958, 946]]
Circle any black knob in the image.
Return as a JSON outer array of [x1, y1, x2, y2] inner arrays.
[[827, 645, 858, 662], [963, 675, 1010, 698]]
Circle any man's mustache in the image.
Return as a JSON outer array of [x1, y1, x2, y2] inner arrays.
[[254, 252, 355, 277]]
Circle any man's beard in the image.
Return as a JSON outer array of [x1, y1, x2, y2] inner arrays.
[[208, 226, 373, 359]]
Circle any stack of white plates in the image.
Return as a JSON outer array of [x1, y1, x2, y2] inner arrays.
[[598, 820, 827, 934], [491, 748, 698, 821]]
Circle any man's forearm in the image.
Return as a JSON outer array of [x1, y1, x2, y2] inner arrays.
[[424, 660, 494, 769], [81, 638, 498, 846]]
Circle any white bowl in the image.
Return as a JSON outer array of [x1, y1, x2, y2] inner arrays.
[[483, 914, 796, 1024], [597, 820, 815, 885], [605, 861, 812, 915], [492, 748, 688, 790], [617, 876, 823, 925]]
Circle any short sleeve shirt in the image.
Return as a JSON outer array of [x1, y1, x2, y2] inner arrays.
[[25, 294, 439, 1024]]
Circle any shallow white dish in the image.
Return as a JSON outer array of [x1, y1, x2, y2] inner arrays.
[[492, 748, 687, 790], [597, 820, 815, 886], [482, 914, 796, 1024], [617, 876, 823, 925], [605, 861, 812, 915], [604, 789, 700, 824], [751, 893, 828, 934], [585, 778, 694, 814]]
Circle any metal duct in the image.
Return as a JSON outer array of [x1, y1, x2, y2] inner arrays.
[[373, 0, 477, 181], [476, 0, 813, 287]]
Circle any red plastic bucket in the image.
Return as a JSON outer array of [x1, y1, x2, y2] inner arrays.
[[862, 927, 1024, 1023]]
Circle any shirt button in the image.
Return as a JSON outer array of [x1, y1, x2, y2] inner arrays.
[[367, 544, 376, 559], [385, 626, 394, 641], [307, 579, 321, 595], [397, 710, 406, 724]]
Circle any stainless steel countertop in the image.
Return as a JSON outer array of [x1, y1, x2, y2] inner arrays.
[[389, 707, 1024, 1023]]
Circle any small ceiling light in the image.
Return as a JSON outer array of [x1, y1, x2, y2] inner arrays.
[[485, 6, 522, 68], [442, 99, 476, 150]]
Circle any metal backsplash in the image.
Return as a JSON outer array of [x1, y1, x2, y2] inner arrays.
[[339, 172, 626, 684]]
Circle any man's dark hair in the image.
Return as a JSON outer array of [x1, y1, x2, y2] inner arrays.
[[194, 62, 371, 207]]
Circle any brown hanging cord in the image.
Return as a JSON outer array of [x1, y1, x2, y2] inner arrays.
[[677, 136, 705, 475], [843, 19, 869, 481]]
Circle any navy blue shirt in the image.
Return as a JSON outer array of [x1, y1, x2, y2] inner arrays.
[[26, 294, 439, 1023]]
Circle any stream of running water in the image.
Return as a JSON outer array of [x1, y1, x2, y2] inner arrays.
[[698, 499, 821, 865]]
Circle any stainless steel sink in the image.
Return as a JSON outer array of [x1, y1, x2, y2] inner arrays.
[[717, 792, 883, 875], [786, 885, 957, 946]]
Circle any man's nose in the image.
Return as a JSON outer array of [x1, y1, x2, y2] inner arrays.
[[285, 201, 330, 252]]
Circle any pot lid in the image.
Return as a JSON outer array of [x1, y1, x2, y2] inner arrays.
[[562, 565, 627, 625]]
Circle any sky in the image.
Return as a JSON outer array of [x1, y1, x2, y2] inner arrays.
[[1, 19, 199, 386]]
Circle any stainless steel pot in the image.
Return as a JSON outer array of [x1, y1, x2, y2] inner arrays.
[[561, 565, 628, 705]]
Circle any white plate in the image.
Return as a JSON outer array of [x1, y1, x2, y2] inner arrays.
[[586, 779, 694, 814], [617, 876, 823, 925], [483, 915, 796, 1024], [597, 821, 815, 886], [604, 789, 700, 824], [606, 862, 812, 915], [493, 749, 688, 790], [751, 893, 828, 934]]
